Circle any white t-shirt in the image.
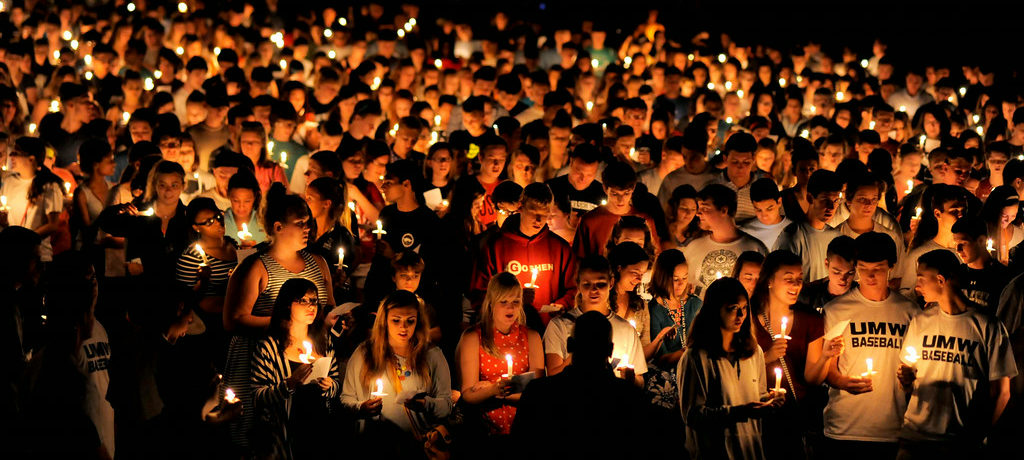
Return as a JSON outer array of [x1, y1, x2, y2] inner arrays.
[[740, 217, 791, 251], [683, 232, 767, 298], [289, 154, 311, 194], [79, 321, 114, 457], [837, 220, 907, 281], [543, 307, 648, 376], [899, 306, 1018, 442], [0, 173, 64, 261], [899, 240, 955, 296], [773, 221, 840, 283], [822, 288, 919, 442]]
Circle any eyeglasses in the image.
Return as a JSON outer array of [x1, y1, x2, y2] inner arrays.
[[580, 281, 610, 291], [193, 212, 224, 227], [294, 297, 319, 307]]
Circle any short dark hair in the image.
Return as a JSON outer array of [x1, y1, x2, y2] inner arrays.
[[601, 161, 637, 190], [569, 143, 602, 164], [826, 235, 856, 262], [917, 249, 961, 283], [697, 183, 738, 217], [854, 232, 897, 266], [750, 177, 781, 202], [951, 217, 987, 240], [522, 182, 554, 207], [724, 132, 757, 155], [807, 169, 843, 197]]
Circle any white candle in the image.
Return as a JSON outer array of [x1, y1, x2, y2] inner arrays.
[[370, 377, 387, 397], [373, 219, 386, 239], [714, 271, 723, 280], [986, 239, 995, 254], [337, 248, 345, 268], [861, 358, 877, 377], [0, 195, 8, 211], [504, 353, 513, 377], [237, 223, 252, 241], [904, 346, 920, 365], [141, 207, 156, 217], [774, 316, 790, 339], [195, 243, 209, 266], [224, 388, 239, 403], [905, 179, 914, 194], [527, 267, 539, 288], [913, 207, 922, 220], [299, 340, 313, 364], [774, 367, 782, 392]]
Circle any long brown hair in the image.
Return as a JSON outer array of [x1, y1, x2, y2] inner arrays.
[[477, 272, 525, 357], [268, 278, 327, 356], [687, 277, 756, 360], [749, 250, 802, 316], [360, 290, 432, 388]]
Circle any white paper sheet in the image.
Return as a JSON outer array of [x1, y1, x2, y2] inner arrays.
[[824, 319, 850, 341], [423, 188, 443, 210], [303, 357, 331, 384]]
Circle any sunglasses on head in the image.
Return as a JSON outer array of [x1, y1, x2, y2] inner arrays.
[[193, 212, 224, 227]]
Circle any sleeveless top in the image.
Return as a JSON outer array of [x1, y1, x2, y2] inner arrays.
[[477, 323, 530, 435], [224, 249, 329, 448]]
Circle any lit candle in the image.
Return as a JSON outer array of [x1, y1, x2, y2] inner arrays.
[[585, 101, 594, 112], [122, 111, 131, 125], [144, 78, 154, 91], [986, 238, 995, 254], [224, 388, 239, 404], [299, 340, 313, 364], [504, 353, 514, 378], [591, 58, 599, 68], [905, 179, 914, 194], [715, 271, 723, 280], [972, 114, 980, 124], [774, 367, 782, 392], [975, 126, 984, 136], [774, 316, 791, 339], [860, 58, 869, 68], [919, 134, 926, 147], [441, 199, 449, 208], [898, 105, 906, 112], [337, 248, 345, 268], [370, 378, 387, 397], [629, 147, 638, 162], [869, 120, 876, 129], [600, 199, 608, 206], [63, 181, 71, 193], [0, 195, 8, 211], [617, 354, 633, 370], [279, 151, 288, 168], [373, 219, 386, 239], [904, 346, 920, 365], [433, 114, 442, 127], [237, 223, 252, 241], [178, 1, 188, 13], [526, 267, 539, 288], [861, 358, 877, 377], [195, 243, 209, 266], [141, 207, 155, 217], [434, 58, 442, 69]]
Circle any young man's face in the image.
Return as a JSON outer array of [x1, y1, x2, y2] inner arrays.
[[934, 200, 966, 233], [604, 185, 634, 210], [936, 159, 971, 186], [914, 265, 944, 302], [807, 190, 841, 223], [548, 126, 571, 156], [272, 119, 297, 141], [567, 158, 598, 191], [510, 152, 536, 186], [380, 176, 408, 203], [752, 198, 782, 225], [393, 268, 422, 292], [697, 199, 729, 230], [725, 150, 754, 181], [519, 200, 553, 236], [953, 233, 984, 265], [856, 260, 890, 291], [819, 144, 844, 171], [479, 147, 507, 180], [825, 255, 855, 292]]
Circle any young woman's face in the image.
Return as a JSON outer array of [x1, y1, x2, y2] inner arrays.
[[387, 306, 419, 346], [303, 187, 330, 220], [341, 154, 365, 181], [155, 173, 184, 205], [94, 153, 116, 177], [491, 294, 522, 331], [719, 296, 748, 334], [737, 262, 761, 297], [178, 142, 196, 172], [755, 148, 775, 172], [672, 263, 689, 298], [769, 264, 804, 306], [618, 261, 649, 291], [290, 290, 319, 326], [239, 131, 264, 160], [228, 187, 256, 219], [578, 270, 612, 310], [999, 204, 1018, 228], [191, 208, 225, 240], [676, 198, 698, 227], [274, 214, 311, 248]]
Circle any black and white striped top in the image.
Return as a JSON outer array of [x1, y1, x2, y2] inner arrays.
[[174, 240, 237, 297], [251, 336, 340, 459]]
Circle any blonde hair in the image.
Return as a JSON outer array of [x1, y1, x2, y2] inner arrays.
[[143, 160, 185, 202], [478, 272, 525, 357], [360, 290, 432, 388]]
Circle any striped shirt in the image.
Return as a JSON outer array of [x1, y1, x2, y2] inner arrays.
[[251, 336, 340, 459], [174, 240, 236, 297]]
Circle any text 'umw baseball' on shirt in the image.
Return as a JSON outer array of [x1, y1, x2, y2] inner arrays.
[[850, 321, 908, 349]]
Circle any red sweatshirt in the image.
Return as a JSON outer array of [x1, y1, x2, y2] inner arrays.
[[472, 216, 577, 323], [571, 206, 661, 259]]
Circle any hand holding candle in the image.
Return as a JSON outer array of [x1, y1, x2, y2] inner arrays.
[[224, 388, 239, 404], [904, 346, 921, 366], [773, 316, 792, 340], [337, 247, 346, 269], [370, 377, 387, 397], [524, 267, 539, 288], [372, 219, 386, 239], [237, 223, 253, 241], [860, 357, 877, 378], [503, 353, 514, 378], [773, 367, 783, 393]]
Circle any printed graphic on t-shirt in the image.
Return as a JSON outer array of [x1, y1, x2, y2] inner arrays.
[[571, 199, 598, 214], [506, 260, 554, 276], [698, 249, 738, 288], [916, 334, 983, 378], [83, 340, 111, 373], [850, 321, 908, 349]]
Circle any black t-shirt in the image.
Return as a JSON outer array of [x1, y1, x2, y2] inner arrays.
[[960, 260, 1012, 312], [38, 112, 99, 167], [378, 204, 441, 254], [546, 174, 606, 216]]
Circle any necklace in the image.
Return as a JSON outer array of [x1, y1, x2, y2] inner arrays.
[[760, 310, 798, 402]]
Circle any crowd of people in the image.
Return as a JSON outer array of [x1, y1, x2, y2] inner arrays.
[[2, 1, 1024, 459]]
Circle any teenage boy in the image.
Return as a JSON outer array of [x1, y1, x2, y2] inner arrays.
[[798, 235, 857, 314], [951, 218, 1012, 311], [715, 132, 759, 222], [822, 232, 919, 458], [741, 177, 791, 250], [390, 251, 442, 343], [774, 169, 843, 283], [683, 183, 767, 298], [546, 143, 606, 217], [451, 135, 508, 228], [657, 129, 716, 208], [897, 250, 1016, 457], [472, 183, 577, 323], [267, 101, 308, 172], [573, 161, 660, 259], [638, 135, 686, 199], [837, 173, 907, 285]]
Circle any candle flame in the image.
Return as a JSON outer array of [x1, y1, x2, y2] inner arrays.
[[224, 388, 239, 403], [866, 358, 873, 374], [299, 340, 313, 364], [914, 207, 922, 219], [986, 238, 995, 253], [905, 346, 920, 364]]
